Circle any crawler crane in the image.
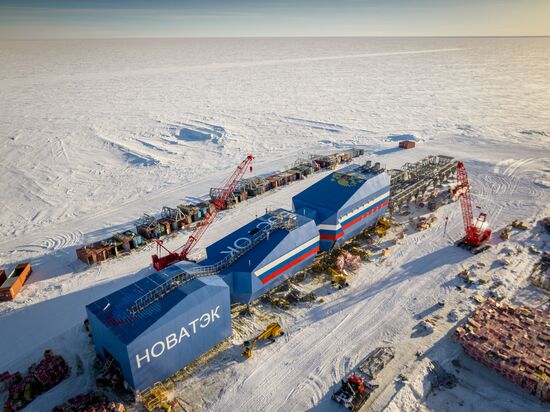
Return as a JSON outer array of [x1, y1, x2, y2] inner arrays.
[[452, 162, 491, 254]]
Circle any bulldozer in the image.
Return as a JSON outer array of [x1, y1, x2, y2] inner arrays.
[[511, 220, 528, 230], [242, 323, 284, 359], [500, 227, 510, 240], [329, 267, 349, 289], [374, 217, 391, 237]]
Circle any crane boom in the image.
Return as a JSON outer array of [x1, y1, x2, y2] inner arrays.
[[453, 161, 491, 248], [456, 161, 474, 234], [152, 154, 254, 271]]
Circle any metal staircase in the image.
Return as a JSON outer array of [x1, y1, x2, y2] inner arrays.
[[128, 211, 297, 316]]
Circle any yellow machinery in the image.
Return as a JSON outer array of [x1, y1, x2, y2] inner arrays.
[[511, 220, 528, 230], [140, 382, 173, 412], [350, 247, 371, 261], [500, 227, 510, 240], [242, 323, 284, 358], [269, 296, 291, 310], [329, 267, 349, 289], [374, 217, 391, 237]]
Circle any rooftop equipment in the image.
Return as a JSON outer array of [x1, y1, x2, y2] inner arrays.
[[152, 155, 254, 271]]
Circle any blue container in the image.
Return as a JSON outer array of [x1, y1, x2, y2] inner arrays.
[[202, 209, 319, 304], [132, 235, 143, 247], [292, 166, 390, 250], [86, 263, 231, 391], [198, 205, 209, 216]]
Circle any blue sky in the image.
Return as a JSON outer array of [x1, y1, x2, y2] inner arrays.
[[0, 0, 548, 39]]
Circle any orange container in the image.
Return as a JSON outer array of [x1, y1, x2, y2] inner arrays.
[[0, 263, 32, 301]]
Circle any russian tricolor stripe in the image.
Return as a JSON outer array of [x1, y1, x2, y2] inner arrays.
[[318, 194, 389, 240], [256, 237, 320, 284]]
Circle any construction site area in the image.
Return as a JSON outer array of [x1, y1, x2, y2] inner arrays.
[[1, 141, 549, 412]]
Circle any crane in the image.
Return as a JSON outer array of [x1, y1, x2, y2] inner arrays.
[[452, 161, 491, 253], [152, 154, 254, 271]]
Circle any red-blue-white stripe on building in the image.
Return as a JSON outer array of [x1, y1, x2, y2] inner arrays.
[[318, 192, 390, 241], [255, 236, 320, 284]]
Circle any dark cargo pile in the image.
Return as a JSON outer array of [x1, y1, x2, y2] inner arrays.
[[3, 350, 69, 412], [53, 391, 126, 412]]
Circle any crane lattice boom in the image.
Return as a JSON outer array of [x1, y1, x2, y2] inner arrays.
[[453, 161, 491, 247], [152, 154, 254, 270]]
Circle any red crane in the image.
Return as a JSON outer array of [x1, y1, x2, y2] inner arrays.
[[152, 154, 254, 271], [452, 161, 491, 251]]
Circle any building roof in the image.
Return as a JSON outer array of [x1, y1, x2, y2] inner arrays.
[[86, 263, 225, 344], [202, 208, 313, 274], [292, 165, 386, 217]]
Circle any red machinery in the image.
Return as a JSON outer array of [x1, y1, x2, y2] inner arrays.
[[152, 155, 254, 270], [453, 161, 491, 252]]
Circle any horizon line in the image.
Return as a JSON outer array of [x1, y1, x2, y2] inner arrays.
[[1, 34, 549, 41]]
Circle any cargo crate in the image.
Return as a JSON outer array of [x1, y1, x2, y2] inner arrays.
[[0, 263, 32, 301]]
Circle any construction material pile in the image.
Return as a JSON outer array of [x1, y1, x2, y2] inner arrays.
[[4, 350, 69, 412], [358, 346, 395, 380], [335, 251, 362, 272], [453, 299, 550, 402], [53, 392, 125, 412], [531, 251, 550, 291], [414, 214, 437, 231]]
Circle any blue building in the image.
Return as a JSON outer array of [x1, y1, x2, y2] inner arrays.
[[202, 209, 319, 304], [292, 165, 390, 250], [86, 262, 231, 391]]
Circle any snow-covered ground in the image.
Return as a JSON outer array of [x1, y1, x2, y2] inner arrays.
[[0, 37, 549, 411]]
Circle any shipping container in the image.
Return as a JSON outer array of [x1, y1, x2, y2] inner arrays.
[[86, 263, 231, 391], [293, 165, 390, 250], [0, 270, 5, 286], [118, 230, 143, 249], [399, 140, 415, 149], [202, 209, 319, 304], [0, 263, 32, 301], [157, 219, 172, 236], [76, 242, 115, 265]]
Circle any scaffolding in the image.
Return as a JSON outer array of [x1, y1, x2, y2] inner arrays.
[[136, 214, 162, 239], [161, 206, 186, 224], [388, 155, 456, 213]]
